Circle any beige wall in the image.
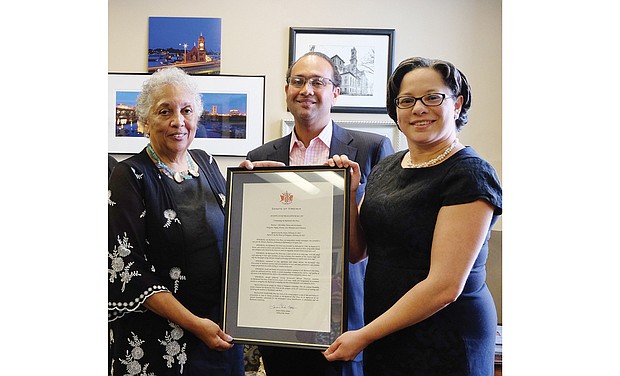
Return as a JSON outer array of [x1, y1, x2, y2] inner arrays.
[[108, 1, 502, 211], [108, 0, 501, 172], [109, 0, 502, 320], [109, 0, 502, 208]]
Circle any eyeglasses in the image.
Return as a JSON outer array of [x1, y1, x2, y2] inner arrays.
[[287, 76, 335, 89], [394, 93, 455, 109]]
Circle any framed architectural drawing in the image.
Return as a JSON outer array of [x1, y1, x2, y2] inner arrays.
[[289, 27, 395, 113], [108, 73, 265, 156]]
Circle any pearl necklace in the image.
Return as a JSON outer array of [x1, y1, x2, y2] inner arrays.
[[146, 143, 199, 183], [407, 139, 459, 168]]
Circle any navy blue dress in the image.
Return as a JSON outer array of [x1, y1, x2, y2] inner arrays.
[[360, 147, 502, 376]]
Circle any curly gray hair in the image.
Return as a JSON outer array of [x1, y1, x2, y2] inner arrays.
[[135, 67, 203, 133]]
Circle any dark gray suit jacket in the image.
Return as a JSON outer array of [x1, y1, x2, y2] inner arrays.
[[247, 122, 394, 200], [246, 121, 394, 376]]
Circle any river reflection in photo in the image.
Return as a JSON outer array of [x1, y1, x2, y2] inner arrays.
[[115, 91, 247, 139], [196, 116, 246, 139]]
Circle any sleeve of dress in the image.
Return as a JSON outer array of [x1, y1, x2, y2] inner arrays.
[[108, 162, 169, 322], [440, 157, 502, 215]]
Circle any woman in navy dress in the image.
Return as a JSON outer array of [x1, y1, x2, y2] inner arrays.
[[324, 57, 502, 375]]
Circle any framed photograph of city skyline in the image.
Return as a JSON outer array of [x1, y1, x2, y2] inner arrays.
[[148, 17, 221, 75], [289, 27, 395, 114], [108, 73, 265, 156]]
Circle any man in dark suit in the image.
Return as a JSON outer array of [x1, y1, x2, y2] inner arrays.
[[243, 51, 394, 376]]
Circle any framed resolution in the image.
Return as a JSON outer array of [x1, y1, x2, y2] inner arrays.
[[289, 27, 395, 113], [108, 73, 264, 156], [222, 166, 350, 350]]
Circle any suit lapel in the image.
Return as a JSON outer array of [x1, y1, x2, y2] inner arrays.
[[267, 134, 292, 164], [330, 123, 358, 160]]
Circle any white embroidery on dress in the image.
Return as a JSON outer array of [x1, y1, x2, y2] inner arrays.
[[146, 254, 155, 273], [120, 332, 155, 376], [109, 190, 116, 206], [109, 233, 141, 292], [131, 167, 143, 180], [169, 267, 186, 293], [140, 210, 146, 218], [163, 209, 181, 228], [159, 322, 187, 372], [219, 193, 226, 207]]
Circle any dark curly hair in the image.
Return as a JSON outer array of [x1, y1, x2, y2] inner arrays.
[[386, 57, 471, 131]]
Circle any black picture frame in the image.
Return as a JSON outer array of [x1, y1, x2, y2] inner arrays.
[[289, 27, 395, 114], [222, 165, 350, 350]]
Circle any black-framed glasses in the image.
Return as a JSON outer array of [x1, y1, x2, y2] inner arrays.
[[394, 93, 455, 109], [287, 76, 335, 89]]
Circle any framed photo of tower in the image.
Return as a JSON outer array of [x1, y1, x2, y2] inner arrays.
[[289, 27, 395, 114], [148, 17, 222, 75]]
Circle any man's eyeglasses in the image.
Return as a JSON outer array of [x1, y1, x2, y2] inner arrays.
[[395, 93, 455, 109], [287, 76, 335, 89]]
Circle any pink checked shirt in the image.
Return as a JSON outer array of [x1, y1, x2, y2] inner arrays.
[[289, 121, 333, 166]]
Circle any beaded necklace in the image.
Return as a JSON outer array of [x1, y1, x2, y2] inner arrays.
[[407, 138, 459, 168], [146, 143, 199, 183]]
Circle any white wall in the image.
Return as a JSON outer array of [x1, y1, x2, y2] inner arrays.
[[109, 0, 502, 230]]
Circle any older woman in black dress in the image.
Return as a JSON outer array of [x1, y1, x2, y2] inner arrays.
[[108, 67, 244, 375], [324, 57, 502, 375]]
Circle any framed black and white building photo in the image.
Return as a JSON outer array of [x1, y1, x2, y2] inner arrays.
[[289, 27, 395, 113]]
